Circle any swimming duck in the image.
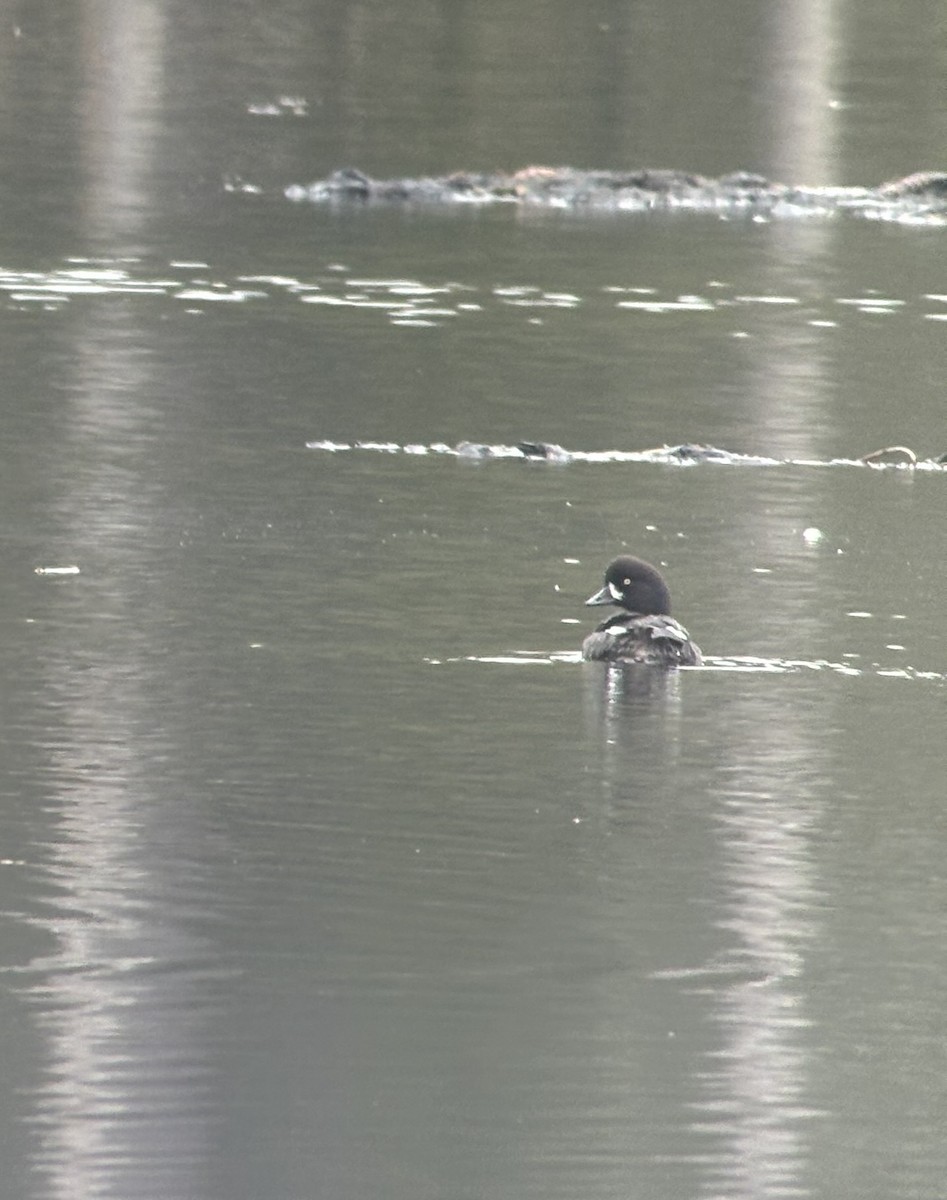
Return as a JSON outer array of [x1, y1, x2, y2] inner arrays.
[[582, 556, 702, 666]]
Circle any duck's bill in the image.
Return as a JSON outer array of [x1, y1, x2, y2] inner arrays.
[[585, 585, 613, 606]]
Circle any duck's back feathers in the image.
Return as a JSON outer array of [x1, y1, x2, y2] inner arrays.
[[582, 612, 703, 666]]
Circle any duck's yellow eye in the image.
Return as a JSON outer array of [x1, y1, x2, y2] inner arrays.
[[622, 578, 631, 587]]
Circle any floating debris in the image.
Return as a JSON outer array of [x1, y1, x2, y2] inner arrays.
[[858, 445, 918, 465], [247, 96, 308, 118], [34, 565, 80, 576], [282, 166, 947, 224], [307, 438, 946, 469]]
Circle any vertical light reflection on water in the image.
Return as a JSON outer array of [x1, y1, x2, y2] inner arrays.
[[18, 2, 236, 1172], [21, 326, 227, 1193], [741, 0, 842, 467], [24, 662, 224, 1199], [766, 0, 839, 183], [78, 0, 167, 239], [737, 220, 839, 469], [693, 696, 827, 1200]]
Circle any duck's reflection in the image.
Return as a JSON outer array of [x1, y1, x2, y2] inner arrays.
[[583, 661, 823, 1198], [582, 659, 685, 774]]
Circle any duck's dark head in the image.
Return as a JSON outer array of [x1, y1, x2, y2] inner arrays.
[[585, 556, 672, 616]]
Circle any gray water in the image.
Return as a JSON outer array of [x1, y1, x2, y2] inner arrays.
[[3, 3, 947, 1198]]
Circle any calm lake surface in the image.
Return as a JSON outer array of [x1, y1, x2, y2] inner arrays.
[[2, 4, 947, 1198]]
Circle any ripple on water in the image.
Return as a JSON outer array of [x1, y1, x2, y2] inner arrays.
[[428, 653, 945, 681], [6, 259, 947, 345]]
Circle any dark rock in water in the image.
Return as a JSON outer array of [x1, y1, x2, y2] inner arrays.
[[324, 167, 372, 197], [611, 169, 708, 192], [717, 171, 773, 190], [647, 443, 740, 463], [878, 172, 947, 199], [516, 441, 570, 461], [454, 440, 571, 462]]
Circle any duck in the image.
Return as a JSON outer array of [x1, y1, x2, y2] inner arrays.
[[581, 556, 702, 666]]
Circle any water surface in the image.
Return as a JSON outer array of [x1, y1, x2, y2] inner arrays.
[[2, 4, 947, 1199]]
